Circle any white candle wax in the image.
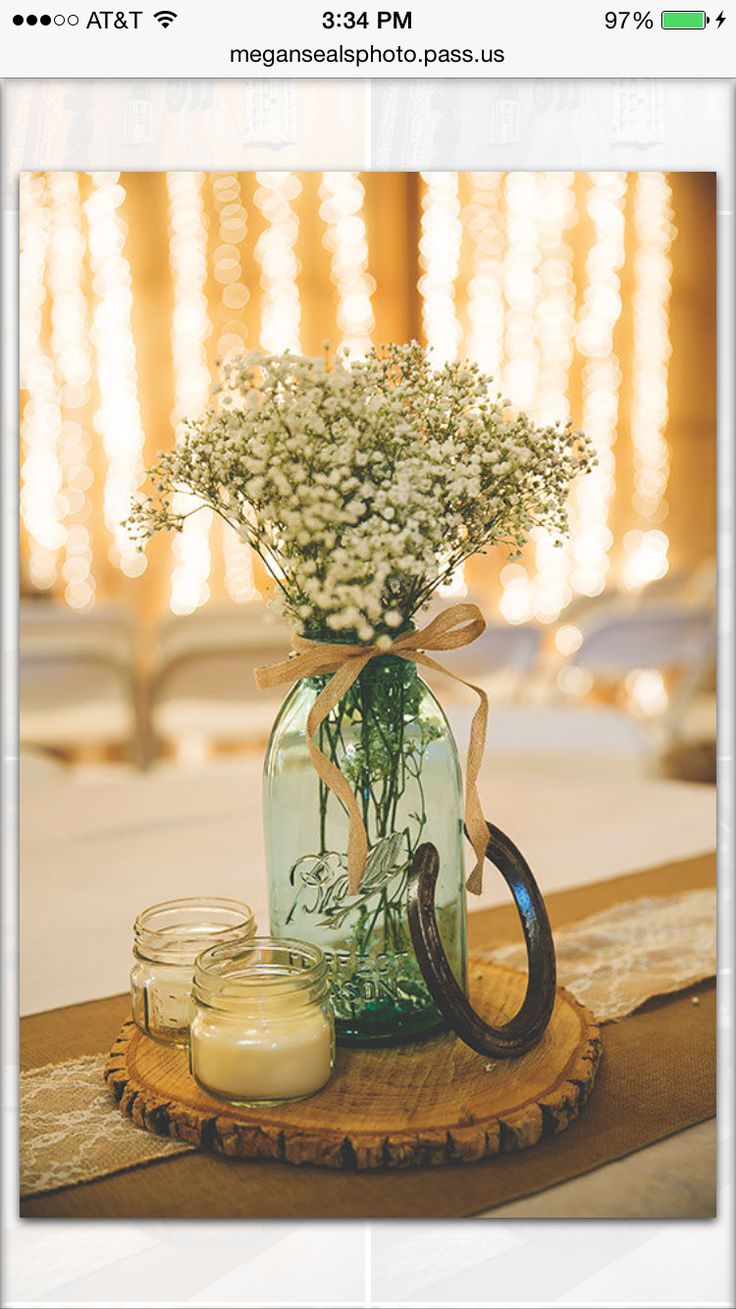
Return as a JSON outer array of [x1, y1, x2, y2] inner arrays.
[[190, 1006, 334, 1103]]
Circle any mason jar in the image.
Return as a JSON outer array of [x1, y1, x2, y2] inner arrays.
[[264, 654, 468, 1046], [131, 897, 256, 1045], [189, 937, 335, 1104]]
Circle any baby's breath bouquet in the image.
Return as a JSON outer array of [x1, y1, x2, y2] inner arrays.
[[130, 343, 592, 1045], [130, 342, 593, 642]]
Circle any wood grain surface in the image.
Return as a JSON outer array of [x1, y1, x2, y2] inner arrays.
[[104, 960, 602, 1170]]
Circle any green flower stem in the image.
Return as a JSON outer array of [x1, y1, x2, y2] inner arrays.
[[309, 659, 435, 962]]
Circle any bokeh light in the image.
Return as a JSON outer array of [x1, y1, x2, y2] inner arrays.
[[84, 172, 147, 579], [19, 171, 698, 634], [624, 172, 675, 591], [319, 172, 375, 358], [166, 172, 213, 616]]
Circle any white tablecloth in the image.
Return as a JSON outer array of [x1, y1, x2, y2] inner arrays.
[[20, 756, 716, 1016]]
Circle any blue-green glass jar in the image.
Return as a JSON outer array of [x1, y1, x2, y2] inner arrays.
[[263, 654, 468, 1046]]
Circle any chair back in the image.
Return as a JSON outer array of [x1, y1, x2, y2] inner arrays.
[[19, 602, 137, 751], [572, 607, 715, 677], [439, 622, 542, 681], [151, 605, 291, 748]]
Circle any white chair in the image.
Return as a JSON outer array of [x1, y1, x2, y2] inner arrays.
[[423, 620, 543, 702], [150, 603, 291, 756], [566, 604, 716, 764], [20, 600, 138, 757], [571, 606, 715, 679]]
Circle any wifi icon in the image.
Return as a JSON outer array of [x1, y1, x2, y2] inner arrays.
[[154, 9, 177, 27]]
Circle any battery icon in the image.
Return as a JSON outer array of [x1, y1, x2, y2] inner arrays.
[[661, 9, 708, 26]]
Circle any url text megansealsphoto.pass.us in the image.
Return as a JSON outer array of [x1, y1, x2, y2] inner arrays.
[[229, 43, 506, 66]]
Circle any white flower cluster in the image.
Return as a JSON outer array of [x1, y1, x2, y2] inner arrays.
[[129, 343, 594, 639]]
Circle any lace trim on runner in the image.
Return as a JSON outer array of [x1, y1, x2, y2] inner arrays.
[[485, 887, 715, 1022], [21, 887, 715, 1199], [21, 1052, 193, 1199]]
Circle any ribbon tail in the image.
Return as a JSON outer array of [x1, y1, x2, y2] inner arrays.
[[463, 687, 489, 896], [305, 653, 373, 897], [255, 654, 303, 691], [411, 652, 489, 896]]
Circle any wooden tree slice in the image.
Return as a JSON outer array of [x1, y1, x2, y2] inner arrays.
[[105, 960, 602, 1170]]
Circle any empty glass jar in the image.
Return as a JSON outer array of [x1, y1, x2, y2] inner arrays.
[[131, 897, 256, 1044]]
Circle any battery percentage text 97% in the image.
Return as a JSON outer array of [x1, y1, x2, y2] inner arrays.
[[604, 10, 654, 26]]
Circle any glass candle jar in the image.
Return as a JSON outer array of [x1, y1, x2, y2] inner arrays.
[[189, 937, 335, 1105], [131, 898, 256, 1045]]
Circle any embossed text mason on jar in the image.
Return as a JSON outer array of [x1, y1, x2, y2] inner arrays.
[[264, 654, 468, 1045], [131, 897, 256, 1045]]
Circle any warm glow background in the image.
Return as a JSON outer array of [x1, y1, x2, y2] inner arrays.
[[20, 170, 716, 639]]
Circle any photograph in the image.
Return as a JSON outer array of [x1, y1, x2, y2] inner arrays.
[[19, 168, 716, 1223]]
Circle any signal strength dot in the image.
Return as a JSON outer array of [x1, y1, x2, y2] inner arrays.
[[154, 9, 177, 27]]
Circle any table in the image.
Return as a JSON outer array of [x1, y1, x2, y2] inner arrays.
[[20, 756, 716, 1015], [19, 757, 717, 1217]]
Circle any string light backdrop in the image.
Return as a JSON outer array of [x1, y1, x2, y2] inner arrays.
[[84, 172, 147, 584], [20, 173, 64, 595], [19, 171, 714, 627], [209, 172, 258, 606]]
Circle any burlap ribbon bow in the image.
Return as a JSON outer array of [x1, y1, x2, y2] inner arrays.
[[255, 602, 490, 897]]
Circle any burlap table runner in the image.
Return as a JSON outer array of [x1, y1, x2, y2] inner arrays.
[[20, 851, 716, 1218]]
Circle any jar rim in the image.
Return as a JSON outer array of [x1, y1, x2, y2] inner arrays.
[[193, 936, 328, 1008], [133, 897, 256, 964]]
